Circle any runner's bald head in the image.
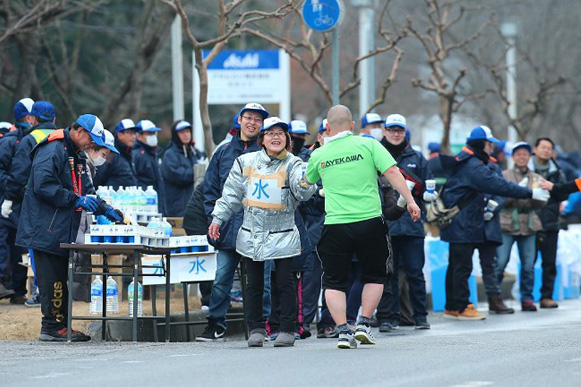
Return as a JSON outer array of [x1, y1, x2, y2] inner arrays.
[[327, 105, 354, 135]]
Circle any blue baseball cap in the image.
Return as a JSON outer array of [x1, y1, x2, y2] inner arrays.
[[467, 125, 499, 143], [103, 130, 119, 154], [13, 98, 34, 120], [232, 114, 241, 130], [318, 119, 328, 134], [239, 103, 269, 120], [77, 114, 106, 147], [31, 101, 55, 122], [260, 117, 288, 132], [511, 141, 532, 154], [115, 118, 136, 133], [428, 142, 441, 154], [288, 120, 309, 135], [361, 113, 384, 128], [136, 120, 161, 133], [175, 120, 192, 132]]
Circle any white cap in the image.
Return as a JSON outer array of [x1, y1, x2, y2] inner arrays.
[[384, 114, 407, 129]]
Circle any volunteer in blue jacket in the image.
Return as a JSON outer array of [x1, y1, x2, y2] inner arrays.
[[132, 119, 167, 215], [93, 119, 138, 189], [0, 98, 34, 301], [360, 113, 384, 140], [1, 101, 57, 305], [16, 114, 124, 342], [439, 126, 550, 320], [376, 113, 435, 330], [197, 102, 266, 342], [162, 120, 205, 217], [288, 119, 310, 155]]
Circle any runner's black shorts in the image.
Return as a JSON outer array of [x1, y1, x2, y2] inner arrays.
[[316, 216, 392, 293]]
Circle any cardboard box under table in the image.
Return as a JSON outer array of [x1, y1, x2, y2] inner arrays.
[[60, 243, 172, 343]]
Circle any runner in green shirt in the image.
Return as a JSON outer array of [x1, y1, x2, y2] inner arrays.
[[303, 105, 420, 349]]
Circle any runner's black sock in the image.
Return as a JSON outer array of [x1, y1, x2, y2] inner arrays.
[[338, 323, 351, 333], [358, 316, 371, 327]]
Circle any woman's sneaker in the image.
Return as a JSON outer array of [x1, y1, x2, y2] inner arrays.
[[337, 330, 357, 349], [354, 323, 376, 345]]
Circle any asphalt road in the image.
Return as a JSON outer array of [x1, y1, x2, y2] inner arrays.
[[2, 298, 581, 387]]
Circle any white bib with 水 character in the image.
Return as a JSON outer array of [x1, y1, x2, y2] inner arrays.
[[242, 164, 288, 211]]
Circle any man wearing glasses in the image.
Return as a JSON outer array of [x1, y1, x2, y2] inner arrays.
[[197, 103, 268, 341]]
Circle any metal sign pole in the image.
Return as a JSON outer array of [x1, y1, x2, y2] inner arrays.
[[332, 28, 340, 105]]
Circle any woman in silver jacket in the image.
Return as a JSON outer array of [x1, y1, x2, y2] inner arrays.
[[209, 117, 316, 348]]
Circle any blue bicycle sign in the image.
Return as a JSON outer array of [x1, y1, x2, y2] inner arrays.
[[302, 0, 344, 32]]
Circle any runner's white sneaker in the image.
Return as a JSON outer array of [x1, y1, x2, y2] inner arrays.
[[337, 331, 357, 349], [354, 323, 376, 345]]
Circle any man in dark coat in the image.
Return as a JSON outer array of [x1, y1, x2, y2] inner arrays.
[[0, 98, 34, 301], [162, 120, 206, 217], [439, 126, 550, 320], [16, 114, 123, 341], [132, 119, 167, 215], [376, 114, 435, 331], [93, 119, 138, 189], [529, 137, 568, 308]]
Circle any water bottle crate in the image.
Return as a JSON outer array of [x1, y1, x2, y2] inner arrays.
[[85, 224, 169, 247], [169, 235, 214, 254]]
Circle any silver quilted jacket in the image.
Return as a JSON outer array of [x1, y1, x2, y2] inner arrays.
[[212, 149, 316, 261]]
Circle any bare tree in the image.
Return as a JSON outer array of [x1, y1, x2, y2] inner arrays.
[[156, 0, 298, 156], [406, 0, 490, 154], [242, 0, 406, 114]]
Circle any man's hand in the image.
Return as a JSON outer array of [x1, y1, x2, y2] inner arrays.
[[208, 222, 221, 240], [532, 188, 550, 202], [407, 201, 421, 221], [540, 178, 553, 191], [397, 195, 407, 208], [75, 196, 99, 212], [484, 211, 494, 221], [105, 207, 123, 223], [318, 188, 325, 197], [422, 191, 438, 202], [1, 200, 13, 218]]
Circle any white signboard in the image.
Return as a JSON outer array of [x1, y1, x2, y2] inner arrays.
[[141, 252, 217, 286], [192, 49, 291, 149]]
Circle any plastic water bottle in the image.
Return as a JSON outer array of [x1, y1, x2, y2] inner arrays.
[[128, 280, 143, 317], [137, 187, 147, 206], [116, 186, 126, 207], [145, 185, 158, 206], [96, 186, 111, 204], [90, 275, 103, 314], [106, 277, 119, 313], [161, 217, 173, 237], [147, 217, 160, 229]]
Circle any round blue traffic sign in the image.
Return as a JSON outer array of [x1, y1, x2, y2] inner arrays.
[[302, 0, 344, 32]]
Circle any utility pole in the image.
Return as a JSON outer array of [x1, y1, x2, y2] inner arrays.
[[351, 0, 376, 118], [171, 15, 184, 121]]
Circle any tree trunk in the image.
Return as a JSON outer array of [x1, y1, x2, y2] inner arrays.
[[439, 95, 453, 155]]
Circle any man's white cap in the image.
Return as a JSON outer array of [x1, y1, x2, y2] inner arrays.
[[384, 114, 407, 129]]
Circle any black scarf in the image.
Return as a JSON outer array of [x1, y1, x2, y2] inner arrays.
[[382, 138, 408, 159]]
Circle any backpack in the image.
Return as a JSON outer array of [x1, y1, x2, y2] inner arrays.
[[426, 188, 477, 229]]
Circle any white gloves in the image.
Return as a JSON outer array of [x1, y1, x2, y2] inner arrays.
[[532, 188, 550, 202], [483, 211, 494, 221], [1, 200, 12, 218], [318, 188, 325, 197], [397, 181, 416, 208], [422, 191, 439, 202], [397, 195, 407, 208], [518, 177, 529, 187]]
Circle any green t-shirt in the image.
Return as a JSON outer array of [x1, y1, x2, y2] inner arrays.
[[306, 132, 397, 224]]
